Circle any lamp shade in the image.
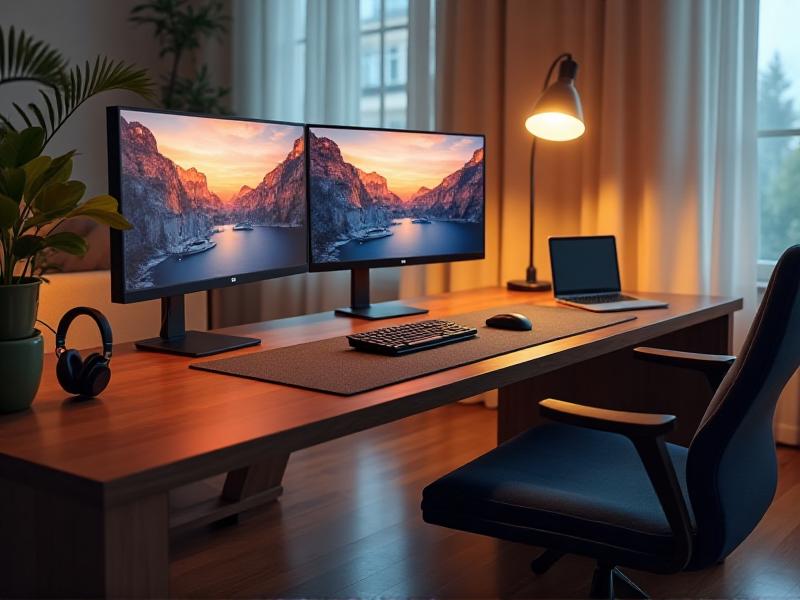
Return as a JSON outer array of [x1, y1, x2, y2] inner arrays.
[[525, 59, 585, 141]]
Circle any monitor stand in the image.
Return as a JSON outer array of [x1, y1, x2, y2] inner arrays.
[[135, 295, 261, 357], [334, 268, 429, 320]]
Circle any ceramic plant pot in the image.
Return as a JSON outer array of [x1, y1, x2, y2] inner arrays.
[[0, 277, 42, 340], [0, 329, 43, 413]]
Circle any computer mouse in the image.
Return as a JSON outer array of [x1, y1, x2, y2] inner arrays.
[[485, 313, 533, 331]]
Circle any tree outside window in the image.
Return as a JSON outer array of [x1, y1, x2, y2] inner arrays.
[[757, 0, 800, 266]]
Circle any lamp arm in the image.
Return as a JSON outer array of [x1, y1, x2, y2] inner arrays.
[[541, 52, 572, 92], [527, 52, 571, 276]]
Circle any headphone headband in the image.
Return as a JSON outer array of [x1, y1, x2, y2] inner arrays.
[[55, 307, 113, 360]]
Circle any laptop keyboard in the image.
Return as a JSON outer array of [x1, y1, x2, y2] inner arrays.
[[568, 293, 637, 304]]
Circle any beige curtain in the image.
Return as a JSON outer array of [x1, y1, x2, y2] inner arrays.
[[431, 0, 759, 346]]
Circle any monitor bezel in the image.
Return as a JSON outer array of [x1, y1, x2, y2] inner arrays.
[[304, 123, 486, 273], [108, 106, 309, 304], [548, 235, 622, 296]]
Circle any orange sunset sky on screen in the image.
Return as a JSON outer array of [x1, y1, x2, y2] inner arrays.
[[312, 127, 484, 201], [122, 111, 303, 202]]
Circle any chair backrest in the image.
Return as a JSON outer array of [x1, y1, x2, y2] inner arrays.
[[686, 244, 800, 569]]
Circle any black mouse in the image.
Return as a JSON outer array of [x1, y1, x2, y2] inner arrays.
[[486, 313, 533, 331]]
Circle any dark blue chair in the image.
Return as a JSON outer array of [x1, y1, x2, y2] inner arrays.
[[422, 245, 800, 598]]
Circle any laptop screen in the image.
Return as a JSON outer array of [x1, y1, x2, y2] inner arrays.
[[549, 236, 622, 296]]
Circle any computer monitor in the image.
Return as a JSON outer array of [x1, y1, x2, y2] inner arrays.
[[107, 107, 307, 356], [307, 125, 485, 319]]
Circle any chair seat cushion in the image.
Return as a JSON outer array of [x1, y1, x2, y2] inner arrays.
[[422, 423, 694, 556]]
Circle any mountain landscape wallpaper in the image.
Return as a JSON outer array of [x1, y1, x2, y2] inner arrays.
[[118, 111, 306, 292], [308, 127, 485, 264]]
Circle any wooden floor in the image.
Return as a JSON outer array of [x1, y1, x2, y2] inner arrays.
[[171, 404, 800, 598]]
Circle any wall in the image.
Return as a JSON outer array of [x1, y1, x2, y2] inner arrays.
[[3, 0, 208, 348]]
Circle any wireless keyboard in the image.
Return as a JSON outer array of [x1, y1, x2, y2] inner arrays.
[[347, 320, 478, 356]]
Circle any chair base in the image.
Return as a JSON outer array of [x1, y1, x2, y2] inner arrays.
[[530, 550, 648, 599], [590, 564, 649, 599]]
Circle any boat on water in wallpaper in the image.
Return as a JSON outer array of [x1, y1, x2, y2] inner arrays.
[[354, 227, 393, 242], [308, 127, 485, 263], [176, 238, 216, 258], [118, 112, 306, 291]]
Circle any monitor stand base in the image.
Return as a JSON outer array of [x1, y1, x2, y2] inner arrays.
[[134, 295, 260, 357], [334, 268, 429, 320], [135, 331, 260, 358], [334, 303, 428, 321]]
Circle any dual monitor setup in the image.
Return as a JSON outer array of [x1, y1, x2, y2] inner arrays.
[[106, 107, 486, 357]]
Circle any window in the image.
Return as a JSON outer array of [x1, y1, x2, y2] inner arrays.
[[757, 0, 800, 276], [285, 0, 432, 130], [359, 0, 410, 128]]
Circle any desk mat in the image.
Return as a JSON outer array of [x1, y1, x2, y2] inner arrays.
[[190, 304, 635, 396]]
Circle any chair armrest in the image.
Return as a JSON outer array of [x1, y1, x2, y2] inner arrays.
[[539, 398, 693, 570], [634, 346, 735, 391], [539, 398, 676, 438]]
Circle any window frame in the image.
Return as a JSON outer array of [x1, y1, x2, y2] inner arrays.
[[359, 0, 409, 126], [756, 126, 800, 284]]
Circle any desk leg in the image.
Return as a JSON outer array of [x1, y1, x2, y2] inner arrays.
[[169, 453, 290, 535], [498, 313, 734, 447], [222, 453, 290, 504], [0, 476, 169, 598]]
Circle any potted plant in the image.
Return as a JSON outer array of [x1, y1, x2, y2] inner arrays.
[[0, 27, 153, 412]]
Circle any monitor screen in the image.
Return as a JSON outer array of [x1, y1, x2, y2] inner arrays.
[[549, 236, 622, 295], [108, 108, 307, 303], [307, 125, 485, 270]]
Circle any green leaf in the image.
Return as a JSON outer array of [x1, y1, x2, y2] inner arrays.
[[0, 193, 19, 228], [12, 234, 44, 259], [0, 167, 25, 202], [34, 180, 85, 213], [26, 150, 73, 200], [10, 53, 154, 145], [22, 155, 50, 197], [15, 127, 44, 165], [72, 209, 133, 230], [71, 194, 117, 213], [0, 127, 45, 167], [67, 194, 132, 229], [0, 26, 67, 85], [0, 129, 21, 167], [42, 231, 87, 256]]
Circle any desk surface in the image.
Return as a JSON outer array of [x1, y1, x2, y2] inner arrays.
[[0, 287, 741, 503]]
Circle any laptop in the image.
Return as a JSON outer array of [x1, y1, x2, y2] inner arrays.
[[548, 236, 668, 312]]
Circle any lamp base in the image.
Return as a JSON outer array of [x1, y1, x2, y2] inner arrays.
[[507, 279, 552, 292]]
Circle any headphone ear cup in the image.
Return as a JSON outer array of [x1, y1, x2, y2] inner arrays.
[[57, 349, 84, 395], [78, 353, 110, 397]]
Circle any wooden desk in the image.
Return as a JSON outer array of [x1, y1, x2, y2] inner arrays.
[[0, 287, 740, 598]]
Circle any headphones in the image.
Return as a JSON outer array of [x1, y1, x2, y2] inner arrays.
[[55, 307, 113, 398]]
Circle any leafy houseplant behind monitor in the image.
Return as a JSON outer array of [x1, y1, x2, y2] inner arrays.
[[0, 26, 152, 412]]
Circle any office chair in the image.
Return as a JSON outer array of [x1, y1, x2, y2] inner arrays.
[[422, 244, 800, 599]]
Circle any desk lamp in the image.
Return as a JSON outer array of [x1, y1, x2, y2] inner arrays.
[[507, 53, 585, 291]]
